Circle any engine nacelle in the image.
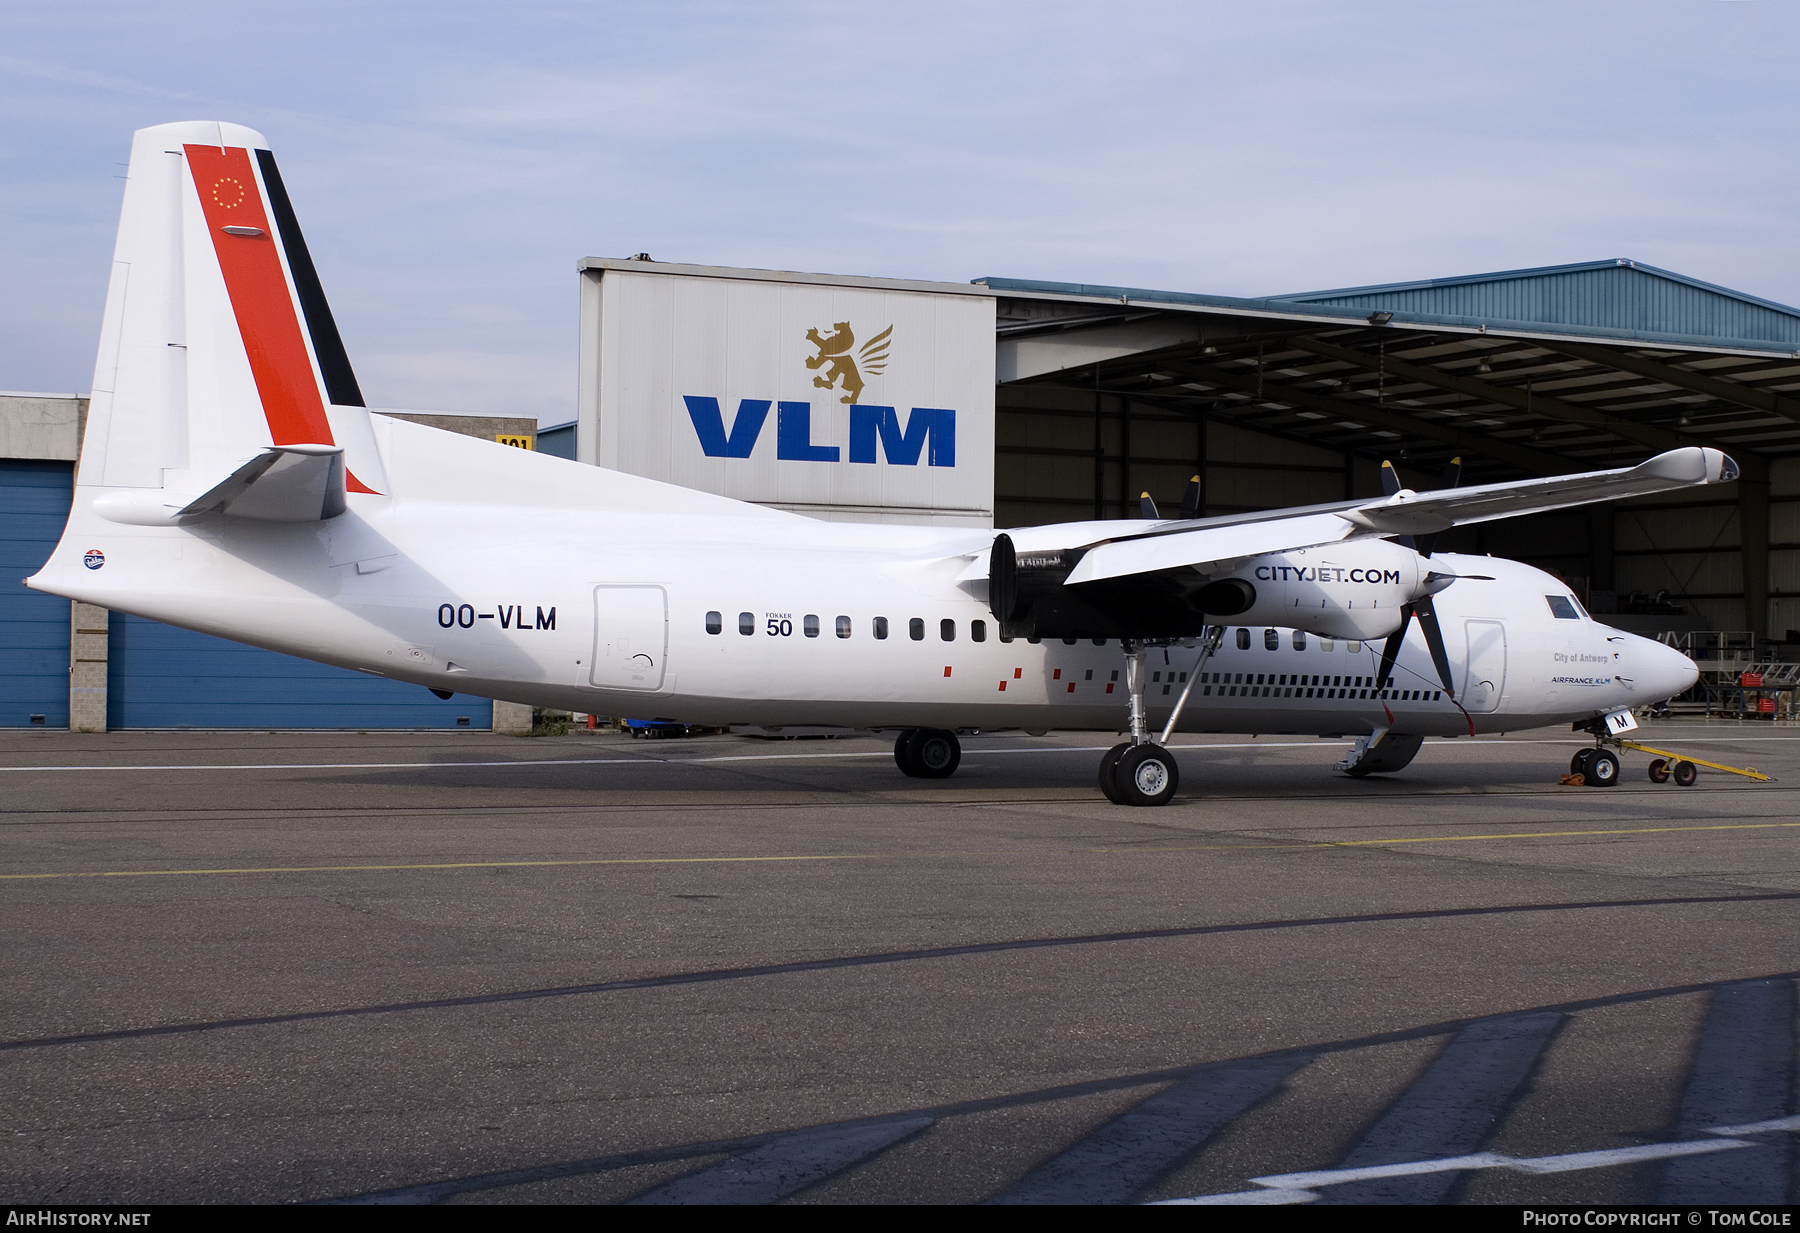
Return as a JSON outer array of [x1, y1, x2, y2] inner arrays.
[[1201, 541, 1426, 641]]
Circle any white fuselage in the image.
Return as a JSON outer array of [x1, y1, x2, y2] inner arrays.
[[34, 422, 1699, 738]]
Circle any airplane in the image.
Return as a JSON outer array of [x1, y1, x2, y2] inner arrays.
[[26, 122, 1729, 806]]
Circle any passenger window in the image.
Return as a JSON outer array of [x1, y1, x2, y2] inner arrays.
[[941, 619, 956, 642], [1347, 641, 1361, 653], [836, 615, 852, 639], [1027, 635, 1042, 644], [1546, 595, 1581, 619], [738, 612, 755, 636], [1062, 636, 1078, 645], [705, 611, 722, 635], [874, 616, 889, 640], [910, 618, 925, 641], [804, 615, 820, 638], [1292, 630, 1306, 650], [1320, 638, 1334, 652], [999, 629, 1014, 643], [1235, 628, 1250, 650], [1263, 628, 1279, 651], [971, 620, 987, 642], [1092, 638, 1106, 646]]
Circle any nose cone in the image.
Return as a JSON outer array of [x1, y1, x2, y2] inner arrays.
[[1625, 634, 1699, 704]]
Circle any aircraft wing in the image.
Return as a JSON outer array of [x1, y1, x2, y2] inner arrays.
[[1053, 446, 1736, 585]]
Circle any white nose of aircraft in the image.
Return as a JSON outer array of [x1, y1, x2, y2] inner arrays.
[[1624, 633, 1701, 705]]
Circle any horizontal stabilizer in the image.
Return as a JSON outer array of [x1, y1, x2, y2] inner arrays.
[[93, 444, 346, 526], [181, 443, 346, 522]]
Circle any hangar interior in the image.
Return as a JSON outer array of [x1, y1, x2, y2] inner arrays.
[[6, 258, 1799, 729], [982, 259, 1800, 653]]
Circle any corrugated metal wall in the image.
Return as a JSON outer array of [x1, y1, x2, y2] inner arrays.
[[106, 616, 492, 729], [0, 460, 73, 727]]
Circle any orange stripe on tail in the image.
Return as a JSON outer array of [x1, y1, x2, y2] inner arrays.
[[187, 144, 380, 495]]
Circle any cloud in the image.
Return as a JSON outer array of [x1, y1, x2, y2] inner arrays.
[[4, 0, 1798, 402]]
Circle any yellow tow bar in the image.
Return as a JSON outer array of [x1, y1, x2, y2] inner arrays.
[[1610, 739, 1773, 783]]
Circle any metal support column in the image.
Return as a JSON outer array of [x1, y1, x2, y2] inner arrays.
[[1588, 503, 1616, 598], [1739, 476, 1770, 647]]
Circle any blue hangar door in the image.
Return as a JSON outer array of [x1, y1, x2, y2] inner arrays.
[[108, 617, 493, 729], [0, 460, 74, 728]]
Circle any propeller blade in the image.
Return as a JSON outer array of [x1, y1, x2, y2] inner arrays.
[[1179, 475, 1201, 521], [1139, 491, 1159, 519], [1379, 461, 1419, 551], [1414, 594, 1457, 697], [1377, 603, 1414, 689], [1414, 456, 1463, 558]]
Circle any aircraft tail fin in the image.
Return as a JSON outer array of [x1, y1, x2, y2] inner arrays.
[[81, 121, 385, 500]]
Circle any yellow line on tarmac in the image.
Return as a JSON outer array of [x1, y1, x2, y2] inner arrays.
[[1241, 820, 1800, 851], [2, 820, 1798, 882], [0, 854, 888, 880]]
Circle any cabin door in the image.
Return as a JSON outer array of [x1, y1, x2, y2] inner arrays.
[[590, 586, 668, 690]]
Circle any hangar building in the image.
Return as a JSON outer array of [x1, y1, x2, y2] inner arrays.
[[6, 255, 1798, 729]]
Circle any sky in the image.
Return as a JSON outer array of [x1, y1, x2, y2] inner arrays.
[[3, 1, 1797, 427]]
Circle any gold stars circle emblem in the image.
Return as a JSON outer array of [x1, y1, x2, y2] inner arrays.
[[211, 177, 246, 209]]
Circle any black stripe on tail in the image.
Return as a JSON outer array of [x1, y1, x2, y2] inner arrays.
[[254, 149, 365, 408]]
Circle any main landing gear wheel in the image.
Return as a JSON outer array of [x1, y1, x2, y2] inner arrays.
[[1647, 758, 1670, 783], [1098, 743, 1131, 804], [1584, 749, 1620, 787], [894, 730, 919, 776], [1673, 759, 1698, 787], [897, 728, 961, 779], [1110, 744, 1180, 807]]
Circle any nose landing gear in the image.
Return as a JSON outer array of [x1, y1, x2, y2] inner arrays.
[[1569, 746, 1621, 787], [1569, 718, 1768, 787]]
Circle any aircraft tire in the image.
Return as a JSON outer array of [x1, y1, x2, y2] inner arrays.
[[1673, 759, 1698, 787], [894, 730, 919, 776], [1115, 744, 1179, 807], [1098, 743, 1131, 804], [908, 729, 961, 779], [1570, 749, 1595, 778], [1585, 749, 1620, 787]]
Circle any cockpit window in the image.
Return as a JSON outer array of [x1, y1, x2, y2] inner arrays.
[[1546, 595, 1581, 620]]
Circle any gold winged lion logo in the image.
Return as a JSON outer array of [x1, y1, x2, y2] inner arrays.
[[804, 322, 892, 405]]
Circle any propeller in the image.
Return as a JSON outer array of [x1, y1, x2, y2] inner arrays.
[[1377, 457, 1463, 694], [1179, 474, 1202, 520], [1139, 491, 1159, 519]]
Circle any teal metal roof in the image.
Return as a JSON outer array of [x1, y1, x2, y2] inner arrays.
[[981, 260, 1800, 355], [1271, 259, 1800, 352]]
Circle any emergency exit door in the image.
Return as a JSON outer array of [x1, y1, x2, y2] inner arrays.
[[590, 586, 668, 691]]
